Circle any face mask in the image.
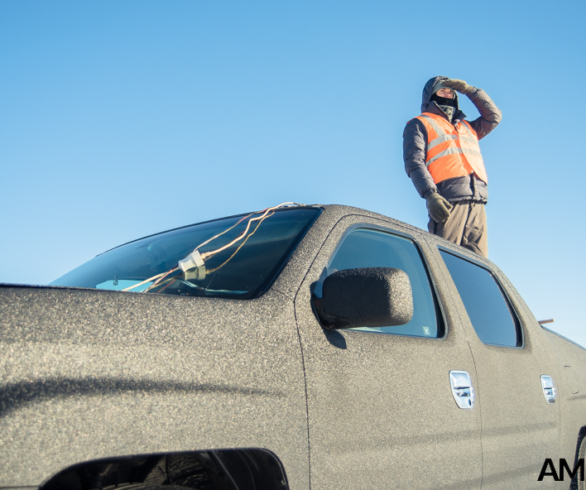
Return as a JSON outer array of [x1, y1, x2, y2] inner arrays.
[[431, 93, 457, 107], [430, 93, 457, 121]]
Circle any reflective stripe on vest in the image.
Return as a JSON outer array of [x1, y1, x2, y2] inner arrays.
[[415, 112, 488, 184]]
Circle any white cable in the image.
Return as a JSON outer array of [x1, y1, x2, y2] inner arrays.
[[199, 202, 297, 260], [123, 202, 302, 293], [122, 271, 168, 291]]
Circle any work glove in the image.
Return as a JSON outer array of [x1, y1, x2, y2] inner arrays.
[[426, 192, 453, 223], [443, 78, 473, 95]]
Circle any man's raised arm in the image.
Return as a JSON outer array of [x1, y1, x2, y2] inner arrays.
[[443, 79, 502, 140]]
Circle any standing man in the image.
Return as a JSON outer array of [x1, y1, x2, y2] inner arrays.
[[403, 76, 502, 257]]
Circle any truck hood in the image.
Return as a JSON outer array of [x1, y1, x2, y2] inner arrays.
[[0, 283, 290, 345]]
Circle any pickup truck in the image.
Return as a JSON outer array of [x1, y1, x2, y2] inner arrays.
[[1, 204, 585, 490]]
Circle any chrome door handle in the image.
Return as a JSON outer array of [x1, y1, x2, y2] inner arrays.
[[540, 375, 557, 404], [449, 370, 475, 409]]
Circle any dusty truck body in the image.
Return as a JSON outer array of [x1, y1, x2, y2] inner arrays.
[[1, 204, 585, 490]]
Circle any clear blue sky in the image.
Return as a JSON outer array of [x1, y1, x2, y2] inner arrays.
[[1, 1, 585, 345]]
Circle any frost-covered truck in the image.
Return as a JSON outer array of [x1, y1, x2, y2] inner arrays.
[[1, 204, 585, 489]]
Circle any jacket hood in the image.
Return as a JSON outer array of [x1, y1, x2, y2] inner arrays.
[[421, 76, 460, 113]]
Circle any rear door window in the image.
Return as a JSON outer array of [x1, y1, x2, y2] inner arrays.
[[439, 250, 521, 347]]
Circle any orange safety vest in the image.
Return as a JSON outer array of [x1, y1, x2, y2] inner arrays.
[[415, 112, 488, 185]]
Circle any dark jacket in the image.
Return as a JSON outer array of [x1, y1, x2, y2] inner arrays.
[[403, 76, 502, 203]]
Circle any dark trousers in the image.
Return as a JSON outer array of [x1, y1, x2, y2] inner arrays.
[[428, 201, 488, 258]]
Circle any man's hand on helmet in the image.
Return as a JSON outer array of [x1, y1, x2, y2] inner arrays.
[[426, 192, 453, 223], [443, 79, 473, 95]]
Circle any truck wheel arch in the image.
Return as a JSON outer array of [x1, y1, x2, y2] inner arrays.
[[40, 448, 289, 490]]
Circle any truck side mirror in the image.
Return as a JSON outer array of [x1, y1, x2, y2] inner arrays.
[[314, 267, 413, 330]]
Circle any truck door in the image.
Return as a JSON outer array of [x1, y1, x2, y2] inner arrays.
[[435, 246, 561, 489], [294, 217, 482, 489]]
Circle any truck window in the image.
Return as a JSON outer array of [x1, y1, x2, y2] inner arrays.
[[439, 250, 521, 347], [315, 228, 442, 338], [50, 207, 321, 299]]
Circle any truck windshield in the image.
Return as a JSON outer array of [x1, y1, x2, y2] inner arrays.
[[51, 206, 321, 299]]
